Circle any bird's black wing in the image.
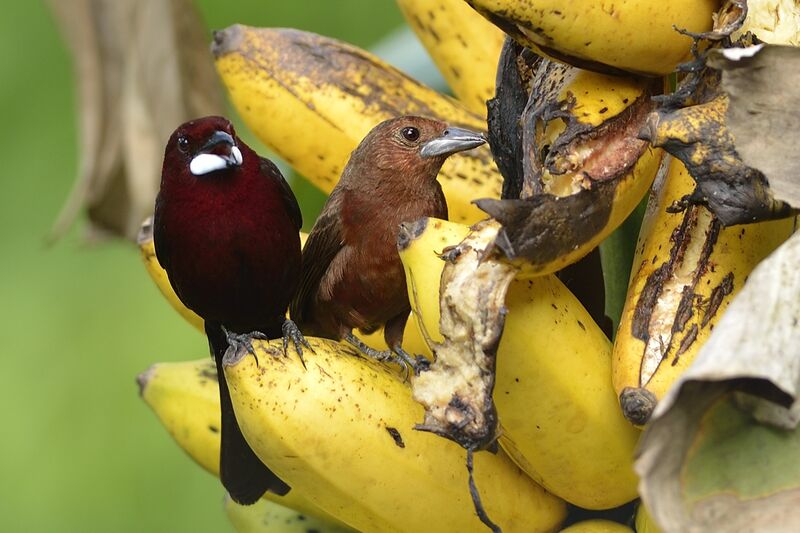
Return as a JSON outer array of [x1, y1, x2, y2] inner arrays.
[[260, 157, 303, 230], [289, 187, 345, 325]]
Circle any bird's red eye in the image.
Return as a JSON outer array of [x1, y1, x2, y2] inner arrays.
[[401, 127, 420, 142], [177, 136, 189, 152]]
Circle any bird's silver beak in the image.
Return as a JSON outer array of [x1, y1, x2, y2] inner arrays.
[[420, 127, 486, 158], [190, 130, 243, 176]]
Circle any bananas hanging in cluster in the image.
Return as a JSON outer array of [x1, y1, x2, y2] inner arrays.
[[612, 158, 795, 425], [211, 24, 500, 225], [134, 1, 800, 532]]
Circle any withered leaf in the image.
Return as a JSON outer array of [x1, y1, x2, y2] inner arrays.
[[48, 0, 224, 242]]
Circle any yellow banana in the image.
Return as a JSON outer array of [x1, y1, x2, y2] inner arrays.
[[477, 59, 664, 276], [463, 0, 719, 76], [223, 493, 353, 533], [399, 217, 641, 510], [560, 519, 634, 533], [635, 504, 663, 533], [396, 0, 505, 114], [612, 158, 796, 425], [136, 358, 347, 527], [212, 24, 501, 224], [138, 217, 204, 332], [137, 217, 428, 355], [223, 336, 567, 533]]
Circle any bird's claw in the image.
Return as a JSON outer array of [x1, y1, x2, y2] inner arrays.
[[344, 333, 429, 380], [282, 319, 313, 368], [222, 326, 270, 366]]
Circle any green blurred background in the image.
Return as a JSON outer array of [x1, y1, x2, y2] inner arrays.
[[0, 2, 434, 531]]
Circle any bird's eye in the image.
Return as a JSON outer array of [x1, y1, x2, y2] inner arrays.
[[177, 136, 189, 152], [401, 127, 420, 142]]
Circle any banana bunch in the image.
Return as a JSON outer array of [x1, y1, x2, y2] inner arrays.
[[400, 218, 641, 510], [396, 0, 505, 115], [222, 336, 567, 532], [612, 157, 795, 425], [211, 24, 500, 225], [463, 0, 719, 76]]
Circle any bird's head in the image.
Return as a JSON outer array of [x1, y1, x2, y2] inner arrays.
[[163, 116, 244, 178], [351, 116, 486, 181]]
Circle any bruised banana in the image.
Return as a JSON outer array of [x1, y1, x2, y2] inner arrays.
[[477, 59, 664, 276], [212, 24, 500, 224], [223, 494, 352, 533], [222, 336, 567, 533], [396, 0, 505, 115], [136, 217, 428, 356], [136, 358, 348, 527], [463, 0, 719, 76], [612, 158, 796, 425], [399, 217, 641, 510]]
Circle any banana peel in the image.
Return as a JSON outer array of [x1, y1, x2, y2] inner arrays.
[[479, 57, 664, 277]]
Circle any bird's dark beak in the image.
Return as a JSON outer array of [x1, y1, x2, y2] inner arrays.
[[420, 127, 486, 158], [190, 130, 243, 176]]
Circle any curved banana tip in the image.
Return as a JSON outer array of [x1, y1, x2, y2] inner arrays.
[[396, 217, 430, 252], [137, 216, 154, 246], [619, 387, 658, 426], [136, 365, 156, 397], [211, 24, 244, 58]]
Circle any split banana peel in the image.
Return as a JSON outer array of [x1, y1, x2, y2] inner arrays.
[[222, 336, 567, 533], [212, 24, 501, 224], [396, 0, 505, 115], [400, 218, 641, 509], [478, 53, 664, 276], [463, 0, 720, 76], [612, 157, 795, 425]]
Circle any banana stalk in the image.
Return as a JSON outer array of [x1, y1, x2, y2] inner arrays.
[[136, 358, 347, 527], [212, 24, 500, 224], [401, 218, 641, 510], [478, 59, 664, 276], [612, 157, 796, 425], [396, 0, 505, 115], [223, 336, 567, 533], [463, 0, 719, 76]]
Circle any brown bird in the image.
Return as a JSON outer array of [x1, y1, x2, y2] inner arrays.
[[289, 116, 485, 370]]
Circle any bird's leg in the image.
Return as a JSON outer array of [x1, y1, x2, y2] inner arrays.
[[282, 319, 314, 368], [344, 332, 411, 374], [384, 313, 430, 376], [222, 326, 270, 366]]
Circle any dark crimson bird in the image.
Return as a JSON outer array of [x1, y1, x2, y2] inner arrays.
[[290, 116, 485, 371], [154, 116, 304, 504]]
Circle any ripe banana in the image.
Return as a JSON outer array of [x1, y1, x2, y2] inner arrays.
[[222, 336, 567, 533], [635, 504, 663, 533], [223, 493, 353, 533], [212, 24, 501, 225], [136, 358, 347, 527], [612, 157, 796, 425], [136, 217, 429, 356], [463, 0, 719, 76], [559, 519, 634, 533], [396, 0, 505, 115], [477, 59, 664, 276], [400, 217, 641, 510]]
